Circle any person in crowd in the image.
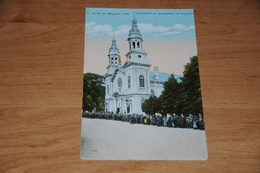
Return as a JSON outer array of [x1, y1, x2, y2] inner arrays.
[[163, 115, 167, 127], [167, 116, 173, 127], [137, 115, 140, 124], [193, 116, 198, 129], [198, 114, 204, 130], [129, 115, 133, 124], [176, 115, 181, 128], [186, 114, 193, 128], [151, 116, 156, 125], [112, 114, 115, 120], [157, 116, 163, 127], [143, 116, 147, 124], [147, 115, 151, 125], [140, 115, 143, 124], [180, 114, 186, 128]]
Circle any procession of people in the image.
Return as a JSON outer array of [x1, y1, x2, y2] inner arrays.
[[82, 112, 205, 130]]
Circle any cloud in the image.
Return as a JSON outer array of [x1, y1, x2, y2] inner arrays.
[[138, 23, 170, 33], [137, 23, 194, 36], [172, 24, 186, 30], [114, 25, 131, 35], [162, 31, 182, 35], [172, 24, 194, 31], [85, 22, 194, 36], [112, 23, 170, 35], [86, 22, 96, 28], [184, 25, 195, 30], [86, 22, 113, 34]]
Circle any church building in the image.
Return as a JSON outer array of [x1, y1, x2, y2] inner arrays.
[[104, 16, 181, 115]]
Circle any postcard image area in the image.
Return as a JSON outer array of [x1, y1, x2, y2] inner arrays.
[[81, 8, 207, 160]]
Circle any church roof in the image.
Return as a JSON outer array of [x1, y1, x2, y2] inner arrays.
[[118, 67, 125, 73], [149, 71, 182, 83]]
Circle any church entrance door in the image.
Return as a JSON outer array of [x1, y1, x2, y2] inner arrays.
[[116, 108, 120, 114]]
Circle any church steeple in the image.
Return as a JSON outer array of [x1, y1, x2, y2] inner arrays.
[[124, 15, 148, 66], [127, 15, 143, 52], [107, 36, 120, 74]]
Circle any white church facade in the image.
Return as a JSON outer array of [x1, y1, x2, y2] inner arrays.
[[104, 17, 180, 115]]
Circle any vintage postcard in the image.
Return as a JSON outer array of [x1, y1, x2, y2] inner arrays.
[[81, 8, 207, 160]]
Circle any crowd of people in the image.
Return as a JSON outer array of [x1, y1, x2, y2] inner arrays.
[[82, 112, 205, 130]]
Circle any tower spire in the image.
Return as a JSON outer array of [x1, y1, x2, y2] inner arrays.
[[129, 13, 141, 36], [109, 35, 118, 52], [112, 32, 115, 41]]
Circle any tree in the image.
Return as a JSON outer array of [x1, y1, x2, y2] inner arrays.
[[142, 96, 161, 115], [159, 74, 181, 115], [82, 73, 105, 112], [158, 55, 203, 116], [180, 55, 203, 115]]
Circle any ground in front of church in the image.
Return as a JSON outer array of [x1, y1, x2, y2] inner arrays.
[[81, 118, 207, 160]]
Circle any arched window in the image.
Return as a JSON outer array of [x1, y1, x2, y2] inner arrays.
[[151, 89, 154, 96], [138, 55, 141, 58], [118, 77, 122, 87], [139, 75, 145, 87], [128, 76, 131, 88], [107, 85, 109, 94], [133, 42, 135, 49]]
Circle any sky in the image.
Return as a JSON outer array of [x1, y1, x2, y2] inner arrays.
[[84, 8, 198, 75]]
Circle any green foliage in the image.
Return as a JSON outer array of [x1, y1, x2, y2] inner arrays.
[[159, 74, 181, 115], [142, 96, 161, 115], [158, 55, 203, 115], [82, 73, 105, 112], [181, 56, 203, 115]]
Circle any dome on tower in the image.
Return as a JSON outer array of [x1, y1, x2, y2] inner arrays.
[[109, 37, 119, 52], [129, 16, 141, 35]]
